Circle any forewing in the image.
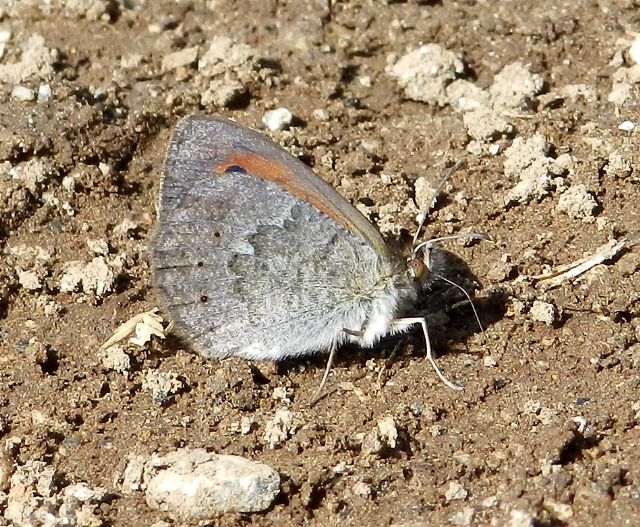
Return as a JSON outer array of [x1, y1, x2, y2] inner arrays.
[[158, 116, 388, 257]]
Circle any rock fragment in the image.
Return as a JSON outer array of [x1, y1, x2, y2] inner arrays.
[[556, 184, 598, 221], [143, 449, 280, 520], [263, 409, 298, 448], [59, 257, 115, 297], [100, 345, 131, 373], [489, 62, 545, 111], [262, 108, 293, 131], [162, 46, 198, 72], [530, 300, 558, 326], [0, 34, 57, 84], [142, 370, 184, 403], [197, 36, 257, 108], [386, 44, 465, 105], [361, 415, 399, 456], [503, 135, 560, 205], [444, 481, 468, 502]]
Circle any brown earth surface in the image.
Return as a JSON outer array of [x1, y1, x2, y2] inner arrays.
[[1, 1, 640, 526]]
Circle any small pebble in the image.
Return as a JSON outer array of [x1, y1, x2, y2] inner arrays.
[[506, 510, 536, 527], [11, 85, 35, 101], [312, 108, 329, 121], [37, 84, 52, 103], [263, 409, 297, 448], [543, 498, 574, 521], [450, 507, 475, 526], [530, 300, 558, 326], [162, 46, 199, 72], [377, 415, 398, 448], [17, 270, 41, 291], [262, 108, 293, 131], [630, 35, 640, 65], [482, 495, 499, 508], [101, 345, 131, 373], [444, 481, 468, 502], [98, 162, 111, 176], [142, 370, 184, 403], [483, 356, 498, 367], [352, 481, 371, 498], [87, 238, 110, 256], [618, 120, 635, 132]]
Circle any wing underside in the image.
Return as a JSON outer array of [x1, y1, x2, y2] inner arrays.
[[153, 117, 396, 360]]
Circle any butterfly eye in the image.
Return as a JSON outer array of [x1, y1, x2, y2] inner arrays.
[[409, 258, 427, 280]]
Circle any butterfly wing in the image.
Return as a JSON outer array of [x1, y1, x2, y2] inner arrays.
[[153, 116, 400, 360]]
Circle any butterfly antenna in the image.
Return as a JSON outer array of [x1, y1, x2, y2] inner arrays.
[[310, 341, 338, 406], [413, 232, 491, 258], [412, 159, 466, 247]]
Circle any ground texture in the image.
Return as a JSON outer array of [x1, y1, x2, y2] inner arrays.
[[0, 0, 639, 526]]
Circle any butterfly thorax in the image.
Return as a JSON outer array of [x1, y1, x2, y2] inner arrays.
[[340, 251, 418, 349]]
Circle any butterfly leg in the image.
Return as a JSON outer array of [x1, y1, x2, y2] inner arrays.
[[309, 340, 338, 406], [391, 317, 463, 391], [376, 339, 404, 393]]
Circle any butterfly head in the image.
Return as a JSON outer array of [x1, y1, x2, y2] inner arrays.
[[407, 241, 448, 291]]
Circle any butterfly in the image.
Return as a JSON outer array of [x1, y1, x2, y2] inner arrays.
[[152, 116, 485, 402]]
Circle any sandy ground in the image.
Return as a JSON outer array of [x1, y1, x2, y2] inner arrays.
[[0, 0, 639, 525]]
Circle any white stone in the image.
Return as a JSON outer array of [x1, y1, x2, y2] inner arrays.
[[312, 108, 329, 121], [113, 218, 138, 236], [618, 120, 635, 131], [143, 370, 183, 403], [503, 135, 557, 206], [87, 238, 109, 256], [450, 507, 475, 526], [143, 449, 280, 520], [121, 455, 145, 494], [101, 345, 131, 373], [262, 108, 293, 131], [630, 35, 640, 65], [37, 83, 52, 103], [530, 300, 557, 326], [489, 62, 545, 111], [17, 270, 41, 291], [59, 261, 85, 293], [377, 415, 398, 449], [444, 481, 468, 502], [556, 184, 598, 221], [463, 106, 511, 140], [11, 85, 35, 101], [0, 35, 57, 84], [81, 256, 114, 296], [446, 79, 490, 112], [414, 176, 439, 212], [506, 510, 536, 527]]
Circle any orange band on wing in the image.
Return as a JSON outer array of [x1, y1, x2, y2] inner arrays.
[[215, 153, 351, 232]]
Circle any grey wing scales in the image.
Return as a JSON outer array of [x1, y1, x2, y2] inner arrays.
[[158, 116, 390, 258], [153, 116, 392, 360], [154, 170, 381, 360]]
